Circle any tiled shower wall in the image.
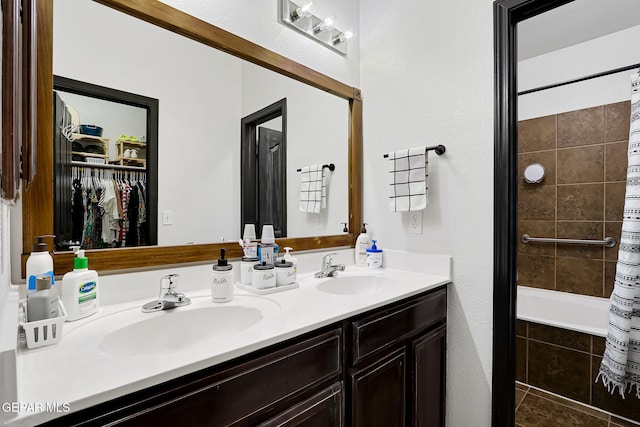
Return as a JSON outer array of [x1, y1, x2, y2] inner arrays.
[[517, 101, 631, 298]]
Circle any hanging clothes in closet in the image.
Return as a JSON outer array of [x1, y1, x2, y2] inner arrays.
[[70, 166, 148, 249]]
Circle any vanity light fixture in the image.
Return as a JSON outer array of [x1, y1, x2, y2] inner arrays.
[[279, 0, 355, 55]]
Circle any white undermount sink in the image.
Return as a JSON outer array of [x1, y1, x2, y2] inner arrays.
[[315, 274, 397, 295], [94, 296, 280, 357]]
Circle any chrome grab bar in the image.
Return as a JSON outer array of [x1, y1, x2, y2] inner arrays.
[[521, 234, 617, 248]]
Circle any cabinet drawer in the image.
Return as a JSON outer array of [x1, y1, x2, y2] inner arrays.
[[107, 328, 342, 427], [351, 288, 446, 365], [259, 382, 343, 427]]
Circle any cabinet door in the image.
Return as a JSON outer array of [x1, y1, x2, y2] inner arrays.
[[260, 382, 343, 427], [411, 324, 446, 427], [351, 348, 406, 427]]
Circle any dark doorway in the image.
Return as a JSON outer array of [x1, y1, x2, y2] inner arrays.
[[257, 127, 285, 236], [241, 99, 287, 239]]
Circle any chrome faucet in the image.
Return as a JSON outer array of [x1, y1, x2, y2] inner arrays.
[[142, 274, 192, 312], [314, 253, 346, 278]]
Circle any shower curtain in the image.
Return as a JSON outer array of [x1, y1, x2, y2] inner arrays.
[[598, 71, 640, 399]]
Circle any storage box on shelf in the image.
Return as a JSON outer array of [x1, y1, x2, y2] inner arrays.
[[116, 139, 147, 167], [71, 133, 109, 164]]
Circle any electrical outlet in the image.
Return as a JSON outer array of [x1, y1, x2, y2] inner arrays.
[[162, 210, 173, 225], [408, 211, 423, 234]]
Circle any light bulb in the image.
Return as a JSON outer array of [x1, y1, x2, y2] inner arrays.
[[313, 15, 336, 34], [291, 0, 315, 21], [332, 29, 356, 45]]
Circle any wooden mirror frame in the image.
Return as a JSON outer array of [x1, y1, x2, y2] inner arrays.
[[22, 0, 362, 275], [492, 0, 574, 425]]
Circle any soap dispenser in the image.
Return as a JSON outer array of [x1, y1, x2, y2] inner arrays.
[[355, 224, 371, 267], [61, 249, 99, 321], [366, 240, 383, 269], [212, 248, 234, 303], [25, 235, 55, 296], [282, 247, 298, 282]]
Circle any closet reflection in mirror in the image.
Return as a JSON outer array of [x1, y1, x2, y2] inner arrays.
[[53, 77, 158, 250], [52, 0, 349, 248]]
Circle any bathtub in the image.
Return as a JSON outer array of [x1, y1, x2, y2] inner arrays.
[[517, 286, 609, 337]]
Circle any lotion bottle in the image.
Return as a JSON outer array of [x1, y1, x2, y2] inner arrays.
[[366, 240, 383, 269], [212, 248, 234, 303], [355, 223, 371, 267], [25, 235, 55, 297], [61, 249, 99, 321]]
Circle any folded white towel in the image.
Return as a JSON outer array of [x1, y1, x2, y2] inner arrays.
[[299, 165, 327, 213], [387, 146, 428, 212]]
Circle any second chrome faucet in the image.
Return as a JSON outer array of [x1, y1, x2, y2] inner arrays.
[[314, 253, 346, 278]]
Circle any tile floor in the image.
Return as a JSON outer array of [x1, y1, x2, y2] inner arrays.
[[515, 382, 640, 427]]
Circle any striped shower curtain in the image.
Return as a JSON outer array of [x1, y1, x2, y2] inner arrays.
[[597, 71, 640, 399]]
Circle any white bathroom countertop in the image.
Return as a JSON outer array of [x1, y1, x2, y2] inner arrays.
[[6, 252, 451, 425]]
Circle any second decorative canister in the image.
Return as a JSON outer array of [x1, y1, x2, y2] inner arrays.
[[252, 262, 276, 290], [274, 259, 295, 286]]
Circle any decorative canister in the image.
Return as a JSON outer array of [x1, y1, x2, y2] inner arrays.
[[274, 260, 295, 286], [240, 256, 259, 285], [252, 262, 276, 290]]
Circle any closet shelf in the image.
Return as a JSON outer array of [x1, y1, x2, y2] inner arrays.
[[71, 161, 145, 171], [116, 139, 146, 147], [72, 133, 109, 143], [71, 152, 108, 159]]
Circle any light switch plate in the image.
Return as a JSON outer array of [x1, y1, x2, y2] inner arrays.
[[162, 210, 173, 225], [408, 211, 423, 234]]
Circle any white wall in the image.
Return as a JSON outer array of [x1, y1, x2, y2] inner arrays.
[[159, 0, 360, 87], [519, 25, 640, 119], [359, 1, 495, 426], [0, 202, 18, 412]]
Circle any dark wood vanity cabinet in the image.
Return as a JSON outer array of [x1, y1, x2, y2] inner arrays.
[[42, 286, 446, 427], [348, 288, 447, 427]]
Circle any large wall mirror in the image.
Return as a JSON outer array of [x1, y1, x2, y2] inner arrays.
[[23, 0, 362, 274]]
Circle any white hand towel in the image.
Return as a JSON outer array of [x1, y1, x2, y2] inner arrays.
[[299, 164, 326, 213], [387, 146, 428, 212]]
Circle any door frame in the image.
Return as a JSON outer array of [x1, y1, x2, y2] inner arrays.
[[492, 0, 574, 425], [240, 98, 287, 238]]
